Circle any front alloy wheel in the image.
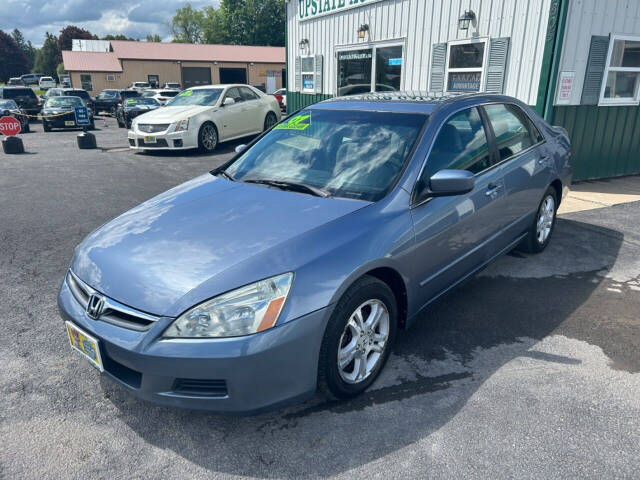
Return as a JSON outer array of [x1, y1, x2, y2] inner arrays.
[[318, 276, 397, 399], [198, 122, 218, 153]]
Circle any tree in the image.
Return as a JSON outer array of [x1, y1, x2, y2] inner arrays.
[[34, 32, 61, 79], [102, 34, 138, 41], [169, 4, 204, 43], [0, 29, 30, 81], [58, 25, 96, 52], [146, 34, 162, 42], [11, 28, 36, 70]]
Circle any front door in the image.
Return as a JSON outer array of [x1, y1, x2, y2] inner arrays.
[[220, 87, 247, 138], [410, 107, 506, 306]]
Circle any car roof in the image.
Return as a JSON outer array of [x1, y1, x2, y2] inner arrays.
[[310, 91, 509, 114]]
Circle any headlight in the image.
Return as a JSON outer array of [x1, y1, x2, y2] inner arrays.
[[163, 273, 293, 338], [131, 118, 138, 128], [174, 118, 189, 132]]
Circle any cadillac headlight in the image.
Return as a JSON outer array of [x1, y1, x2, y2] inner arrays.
[[164, 273, 293, 338], [174, 118, 189, 132]]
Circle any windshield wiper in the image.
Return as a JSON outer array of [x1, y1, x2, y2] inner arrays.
[[243, 178, 330, 198]]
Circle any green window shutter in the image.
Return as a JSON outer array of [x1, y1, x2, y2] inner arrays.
[[430, 43, 447, 91], [486, 37, 510, 93], [314, 54, 323, 94], [294, 56, 302, 92], [581, 35, 610, 105]]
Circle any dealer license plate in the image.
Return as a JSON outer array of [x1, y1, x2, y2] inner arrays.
[[144, 136, 157, 144], [65, 120, 75, 126], [65, 321, 104, 372]]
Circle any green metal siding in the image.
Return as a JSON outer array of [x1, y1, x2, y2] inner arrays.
[[553, 106, 640, 181], [286, 91, 332, 114]]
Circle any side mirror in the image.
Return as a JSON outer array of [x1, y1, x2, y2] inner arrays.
[[235, 144, 247, 154], [223, 97, 235, 106], [418, 169, 475, 200]]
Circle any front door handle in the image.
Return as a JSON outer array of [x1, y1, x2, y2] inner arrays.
[[538, 156, 550, 166], [485, 183, 501, 197]]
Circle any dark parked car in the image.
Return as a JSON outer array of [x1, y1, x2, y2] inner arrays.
[[94, 89, 140, 116], [55, 88, 95, 113], [20, 73, 44, 86], [0, 99, 30, 132], [7, 77, 24, 86], [58, 92, 571, 413], [0, 86, 41, 115], [116, 97, 161, 128], [42, 96, 94, 131]]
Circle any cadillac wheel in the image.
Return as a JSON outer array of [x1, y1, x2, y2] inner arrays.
[[198, 122, 218, 153], [318, 276, 397, 398]]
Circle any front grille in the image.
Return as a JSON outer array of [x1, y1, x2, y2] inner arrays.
[[139, 139, 168, 148], [138, 123, 169, 133], [172, 379, 228, 398], [66, 270, 159, 331]]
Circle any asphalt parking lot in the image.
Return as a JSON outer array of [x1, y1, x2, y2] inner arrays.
[[1, 117, 640, 479]]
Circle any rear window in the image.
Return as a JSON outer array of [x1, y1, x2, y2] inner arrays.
[[66, 90, 90, 100], [121, 90, 140, 98], [160, 91, 179, 97], [2, 88, 36, 99]]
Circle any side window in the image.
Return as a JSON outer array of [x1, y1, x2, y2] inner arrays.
[[240, 87, 258, 101], [484, 104, 540, 162], [425, 107, 491, 177], [225, 87, 243, 103]]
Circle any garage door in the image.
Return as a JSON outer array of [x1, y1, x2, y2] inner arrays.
[[219, 68, 247, 84], [182, 67, 211, 89]]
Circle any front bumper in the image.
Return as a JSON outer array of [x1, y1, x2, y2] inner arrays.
[[128, 125, 198, 150], [57, 277, 330, 414]]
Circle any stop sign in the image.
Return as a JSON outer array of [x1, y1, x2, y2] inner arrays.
[[0, 116, 22, 136]]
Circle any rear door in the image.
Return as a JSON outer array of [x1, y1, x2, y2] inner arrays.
[[239, 87, 263, 134], [481, 103, 550, 245], [410, 106, 506, 305]]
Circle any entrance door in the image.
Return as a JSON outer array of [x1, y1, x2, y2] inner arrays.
[[182, 67, 212, 89], [147, 75, 159, 88], [266, 74, 276, 93], [219, 68, 247, 84]]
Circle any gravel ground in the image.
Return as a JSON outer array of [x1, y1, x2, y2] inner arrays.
[[1, 117, 639, 479]]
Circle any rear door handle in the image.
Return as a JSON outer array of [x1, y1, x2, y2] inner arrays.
[[538, 156, 550, 166]]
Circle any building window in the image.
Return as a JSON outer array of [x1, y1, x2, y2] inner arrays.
[[337, 43, 403, 96], [80, 74, 93, 91], [445, 39, 488, 92], [106, 75, 115, 82], [301, 56, 316, 92], [600, 35, 640, 105]]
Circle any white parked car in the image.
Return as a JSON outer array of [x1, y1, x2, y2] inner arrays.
[[129, 82, 150, 93], [141, 88, 181, 105], [162, 82, 181, 89], [128, 84, 281, 152], [39, 76, 56, 89]]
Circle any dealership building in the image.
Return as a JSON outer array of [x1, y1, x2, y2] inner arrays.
[[286, 0, 640, 180], [62, 40, 285, 95]]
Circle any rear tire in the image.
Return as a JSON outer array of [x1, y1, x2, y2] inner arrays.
[[197, 122, 218, 153], [263, 111, 277, 131], [43, 123, 51, 132], [519, 186, 558, 253], [318, 276, 397, 399]]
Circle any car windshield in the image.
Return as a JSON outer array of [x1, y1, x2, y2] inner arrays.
[[46, 97, 82, 108], [223, 109, 426, 201], [167, 88, 223, 106], [141, 90, 156, 97], [125, 98, 159, 106], [121, 90, 139, 98], [0, 99, 18, 109]]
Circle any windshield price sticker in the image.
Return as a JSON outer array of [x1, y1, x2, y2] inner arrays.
[[274, 114, 311, 131], [127, 99, 137, 105], [178, 90, 193, 97]]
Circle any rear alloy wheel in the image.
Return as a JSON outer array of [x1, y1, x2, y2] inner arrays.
[[198, 122, 218, 153], [264, 111, 277, 131], [318, 276, 397, 399], [520, 186, 558, 253]]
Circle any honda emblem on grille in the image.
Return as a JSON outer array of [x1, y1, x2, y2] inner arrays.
[[86, 294, 105, 319]]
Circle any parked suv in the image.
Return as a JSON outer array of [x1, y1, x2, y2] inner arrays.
[[54, 88, 95, 113], [94, 89, 140, 115], [20, 73, 44, 86], [0, 86, 41, 115], [39, 76, 57, 89], [7, 77, 24, 86], [129, 82, 150, 93]]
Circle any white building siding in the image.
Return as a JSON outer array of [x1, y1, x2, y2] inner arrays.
[[558, 0, 640, 106], [287, 0, 552, 105]]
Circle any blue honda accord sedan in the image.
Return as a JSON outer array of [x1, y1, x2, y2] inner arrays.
[[58, 92, 572, 413]]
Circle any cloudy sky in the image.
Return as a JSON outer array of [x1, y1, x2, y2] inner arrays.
[[0, 0, 217, 45]]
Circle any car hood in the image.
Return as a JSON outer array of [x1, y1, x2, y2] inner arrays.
[[134, 105, 214, 123], [71, 174, 367, 316]]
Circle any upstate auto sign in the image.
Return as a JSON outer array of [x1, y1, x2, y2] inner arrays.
[[298, 0, 385, 21]]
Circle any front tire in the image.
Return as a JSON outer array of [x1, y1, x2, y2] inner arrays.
[[43, 123, 51, 132], [109, 105, 117, 117], [318, 276, 397, 399], [264, 111, 277, 131], [197, 122, 218, 153], [520, 186, 558, 253]]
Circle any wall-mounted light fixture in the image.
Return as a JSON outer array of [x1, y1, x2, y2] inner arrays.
[[357, 24, 369, 39], [214, 61, 218, 65], [458, 10, 476, 30], [299, 38, 309, 51]]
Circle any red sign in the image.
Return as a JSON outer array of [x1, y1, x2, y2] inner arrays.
[[0, 116, 21, 136]]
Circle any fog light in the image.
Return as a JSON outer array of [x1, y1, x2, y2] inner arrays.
[[173, 139, 183, 147]]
